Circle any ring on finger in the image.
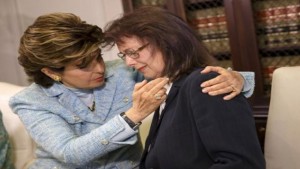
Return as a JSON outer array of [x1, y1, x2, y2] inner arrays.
[[154, 93, 162, 100]]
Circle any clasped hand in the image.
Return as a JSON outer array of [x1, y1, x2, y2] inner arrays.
[[125, 77, 169, 123]]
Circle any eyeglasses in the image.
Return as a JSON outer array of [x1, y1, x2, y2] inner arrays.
[[117, 43, 149, 60]]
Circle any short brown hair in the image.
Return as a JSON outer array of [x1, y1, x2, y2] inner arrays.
[[104, 6, 216, 81], [18, 12, 104, 87]]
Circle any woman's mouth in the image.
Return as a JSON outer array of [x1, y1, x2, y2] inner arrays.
[[137, 66, 146, 72], [94, 76, 104, 82]]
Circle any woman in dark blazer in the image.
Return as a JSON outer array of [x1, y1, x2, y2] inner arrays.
[[104, 6, 265, 169]]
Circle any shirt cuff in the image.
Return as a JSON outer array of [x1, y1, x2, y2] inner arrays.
[[239, 71, 255, 98], [110, 115, 138, 142]]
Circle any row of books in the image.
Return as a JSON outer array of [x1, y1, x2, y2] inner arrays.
[[258, 30, 300, 49], [202, 37, 230, 54], [201, 30, 300, 53], [256, 0, 300, 50], [256, 5, 299, 23], [187, 7, 231, 54], [257, 24, 300, 34], [187, 7, 227, 39], [254, 1, 300, 30]]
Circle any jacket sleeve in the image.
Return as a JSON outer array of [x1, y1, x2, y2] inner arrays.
[[239, 71, 255, 98]]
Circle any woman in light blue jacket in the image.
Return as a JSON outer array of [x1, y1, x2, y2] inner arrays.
[[9, 13, 253, 169]]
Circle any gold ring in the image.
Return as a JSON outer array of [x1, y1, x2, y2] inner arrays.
[[154, 94, 162, 100]]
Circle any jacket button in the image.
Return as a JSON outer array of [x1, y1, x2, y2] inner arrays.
[[100, 139, 109, 145], [73, 116, 80, 122], [123, 97, 129, 103]]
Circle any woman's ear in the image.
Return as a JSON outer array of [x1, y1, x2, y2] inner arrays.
[[41, 68, 53, 78], [41, 68, 61, 82]]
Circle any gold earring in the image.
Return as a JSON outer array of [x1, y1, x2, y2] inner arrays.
[[53, 75, 61, 82]]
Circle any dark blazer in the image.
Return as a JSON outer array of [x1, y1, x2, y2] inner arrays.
[[140, 68, 265, 169]]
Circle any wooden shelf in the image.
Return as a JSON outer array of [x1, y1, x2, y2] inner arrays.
[[185, 0, 223, 11], [259, 46, 300, 57]]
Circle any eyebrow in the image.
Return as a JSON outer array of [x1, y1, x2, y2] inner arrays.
[[124, 43, 148, 53], [123, 47, 138, 53]]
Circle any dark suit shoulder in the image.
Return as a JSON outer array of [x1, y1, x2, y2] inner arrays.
[[186, 68, 219, 84]]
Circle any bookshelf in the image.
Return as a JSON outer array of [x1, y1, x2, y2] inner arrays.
[[253, 0, 300, 96]]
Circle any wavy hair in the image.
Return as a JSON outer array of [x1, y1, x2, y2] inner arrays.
[[104, 6, 217, 81], [18, 12, 104, 87]]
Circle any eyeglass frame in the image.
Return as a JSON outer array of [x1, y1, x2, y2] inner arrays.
[[117, 43, 149, 60]]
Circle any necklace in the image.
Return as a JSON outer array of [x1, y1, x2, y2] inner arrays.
[[88, 101, 95, 112]]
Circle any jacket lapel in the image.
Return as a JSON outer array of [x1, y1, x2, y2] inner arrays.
[[141, 75, 188, 167], [42, 83, 100, 123], [93, 74, 117, 121], [159, 76, 187, 122], [41, 69, 117, 123]]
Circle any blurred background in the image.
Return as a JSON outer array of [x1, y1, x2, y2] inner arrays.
[[0, 0, 123, 86]]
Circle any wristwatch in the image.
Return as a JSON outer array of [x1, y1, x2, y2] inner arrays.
[[120, 112, 142, 130]]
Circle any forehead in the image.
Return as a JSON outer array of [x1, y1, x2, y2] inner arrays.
[[117, 36, 144, 49]]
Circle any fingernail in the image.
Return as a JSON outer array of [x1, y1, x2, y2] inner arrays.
[[202, 89, 207, 93]]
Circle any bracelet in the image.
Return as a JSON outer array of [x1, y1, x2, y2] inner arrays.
[[120, 112, 142, 130]]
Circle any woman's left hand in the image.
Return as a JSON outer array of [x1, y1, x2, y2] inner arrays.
[[200, 66, 244, 100]]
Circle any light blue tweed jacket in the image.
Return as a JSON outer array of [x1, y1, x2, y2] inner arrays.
[[9, 60, 144, 169]]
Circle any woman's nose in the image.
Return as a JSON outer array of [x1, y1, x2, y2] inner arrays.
[[93, 61, 105, 72], [125, 56, 136, 67]]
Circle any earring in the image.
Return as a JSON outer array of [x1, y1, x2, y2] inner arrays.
[[53, 75, 61, 82]]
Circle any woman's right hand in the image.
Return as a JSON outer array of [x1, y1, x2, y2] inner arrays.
[[200, 66, 244, 100], [125, 77, 169, 123]]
